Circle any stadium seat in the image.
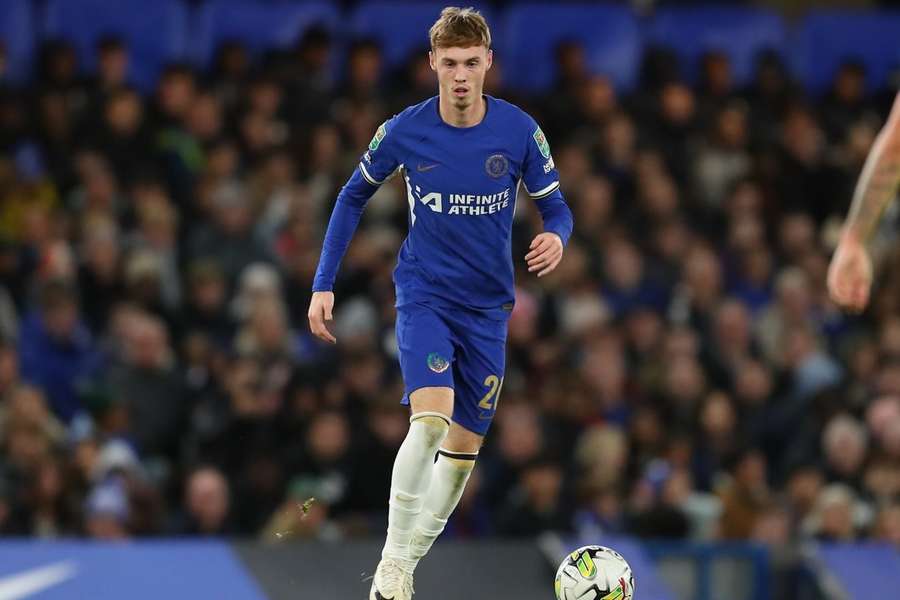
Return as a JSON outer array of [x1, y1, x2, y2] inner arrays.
[[646, 7, 788, 86], [43, 0, 189, 91], [498, 3, 641, 92], [792, 10, 900, 95], [0, 0, 33, 83], [348, 1, 494, 70], [191, 0, 340, 68]]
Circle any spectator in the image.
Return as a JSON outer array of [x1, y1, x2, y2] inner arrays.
[[338, 39, 385, 105], [173, 466, 233, 536], [697, 51, 737, 116], [344, 400, 408, 514], [18, 280, 104, 422], [786, 465, 824, 526], [77, 214, 124, 334], [693, 101, 752, 210], [649, 82, 698, 184], [91, 36, 130, 97], [27, 458, 75, 537], [105, 312, 186, 460], [820, 61, 872, 144], [84, 478, 130, 540], [496, 458, 570, 537], [692, 392, 740, 491], [186, 181, 274, 283], [670, 243, 723, 331], [803, 484, 868, 542], [627, 459, 691, 539], [718, 448, 771, 539], [601, 236, 668, 318], [289, 25, 334, 103], [182, 259, 234, 344], [574, 426, 628, 495], [0, 384, 66, 449], [706, 299, 756, 386], [480, 403, 545, 511], [128, 197, 181, 309], [873, 503, 900, 546], [822, 415, 868, 486], [91, 88, 151, 185]]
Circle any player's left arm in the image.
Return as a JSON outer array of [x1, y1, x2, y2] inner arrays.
[[521, 121, 574, 277]]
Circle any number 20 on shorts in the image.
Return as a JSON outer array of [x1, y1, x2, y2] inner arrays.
[[477, 375, 504, 411]]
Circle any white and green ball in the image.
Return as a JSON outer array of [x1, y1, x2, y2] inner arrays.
[[554, 545, 635, 600]]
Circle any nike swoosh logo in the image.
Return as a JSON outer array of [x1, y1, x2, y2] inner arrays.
[[416, 163, 439, 172], [0, 561, 78, 600]]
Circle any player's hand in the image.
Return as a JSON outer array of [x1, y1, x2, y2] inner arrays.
[[525, 232, 564, 277], [308, 291, 337, 343], [827, 232, 873, 312]]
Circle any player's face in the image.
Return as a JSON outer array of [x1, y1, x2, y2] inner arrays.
[[430, 45, 492, 109]]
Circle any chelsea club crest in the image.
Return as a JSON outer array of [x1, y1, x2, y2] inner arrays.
[[426, 352, 450, 373], [485, 154, 508, 178]]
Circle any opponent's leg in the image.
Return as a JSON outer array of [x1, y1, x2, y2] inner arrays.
[[408, 422, 482, 571], [372, 388, 452, 600]]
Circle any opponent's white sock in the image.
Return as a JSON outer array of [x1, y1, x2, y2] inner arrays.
[[408, 448, 477, 570], [381, 412, 450, 572]]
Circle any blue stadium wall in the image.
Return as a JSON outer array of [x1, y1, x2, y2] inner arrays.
[[1, 538, 899, 599], [3, 1, 900, 94]]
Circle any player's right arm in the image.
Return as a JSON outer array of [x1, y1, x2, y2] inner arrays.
[[309, 118, 400, 343], [828, 93, 900, 312]]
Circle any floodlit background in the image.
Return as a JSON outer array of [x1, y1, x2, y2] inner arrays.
[[2, 1, 900, 599]]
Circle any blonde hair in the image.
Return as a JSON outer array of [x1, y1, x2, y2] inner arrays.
[[429, 6, 491, 50]]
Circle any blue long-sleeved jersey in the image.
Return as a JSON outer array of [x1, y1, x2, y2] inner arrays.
[[313, 95, 573, 317]]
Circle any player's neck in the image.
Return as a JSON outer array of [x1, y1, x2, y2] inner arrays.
[[438, 94, 486, 128]]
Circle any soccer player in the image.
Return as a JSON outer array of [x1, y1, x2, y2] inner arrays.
[[828, 93, 900, 311], [307, 7, 573, 599]]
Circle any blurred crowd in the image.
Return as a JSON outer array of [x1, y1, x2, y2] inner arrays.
[[2, 24, 900, 553]]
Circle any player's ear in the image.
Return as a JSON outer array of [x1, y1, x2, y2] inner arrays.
[[485, 48, 493, 71], [429, 50, 436, 71]]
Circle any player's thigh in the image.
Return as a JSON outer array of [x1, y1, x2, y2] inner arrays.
[[396, 303, 456, 419], [449, 313, 508, 437], [443, 420, 484, 455]]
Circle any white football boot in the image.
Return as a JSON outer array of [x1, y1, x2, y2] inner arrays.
[[368, 557, 414, 600]]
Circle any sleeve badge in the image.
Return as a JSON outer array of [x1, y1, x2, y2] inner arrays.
[[533, 127, 551, 159], [369, 122, 388, 152]]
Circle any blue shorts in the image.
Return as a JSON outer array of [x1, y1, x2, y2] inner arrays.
[[396, 302, 508, 436]]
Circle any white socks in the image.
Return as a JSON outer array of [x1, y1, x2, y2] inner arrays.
[[408, 449, 476, 570], [381, 412, 450, 572]]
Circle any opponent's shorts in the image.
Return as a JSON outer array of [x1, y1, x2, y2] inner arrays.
[[396, 302, 508, 435]]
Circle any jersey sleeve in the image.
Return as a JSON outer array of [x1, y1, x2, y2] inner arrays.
[[358, 116, 402, 185], [521, 118, 573, 246], [521, 119, 560, 200], [311, 118, 402, 292]]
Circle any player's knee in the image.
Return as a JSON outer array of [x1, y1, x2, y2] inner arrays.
[[443, 425, 484, 455], [411, 413, 450, 446], [444, 455, 477, 471]]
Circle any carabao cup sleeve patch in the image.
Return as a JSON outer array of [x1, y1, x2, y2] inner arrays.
[[369, 122, 387, 152], [533, 127, 551, 159]]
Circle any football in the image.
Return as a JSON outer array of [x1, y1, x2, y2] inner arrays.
[[554, 545, 635, 600]]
